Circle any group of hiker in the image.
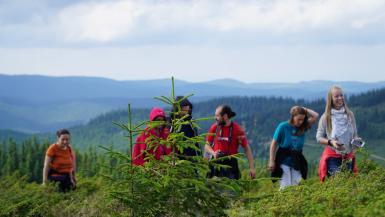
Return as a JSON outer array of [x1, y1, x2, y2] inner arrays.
[[42, 85, 364, 191]]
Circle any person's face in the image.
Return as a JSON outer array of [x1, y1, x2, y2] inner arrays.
[[57, 134, 70, 147], [154, 116, 166, 128], [180, 105, 191, 117], [292, 114, 305, 128], [215, 107, 226, 125], [154, 116, 165, 122], [332, 88, 344, 109]]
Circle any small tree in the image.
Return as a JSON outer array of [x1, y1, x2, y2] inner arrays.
[[3, 138, 18, 176], [103, 77, 242, 216]]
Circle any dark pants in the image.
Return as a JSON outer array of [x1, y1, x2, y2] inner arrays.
[[48, 174, 73, 192], [327, 157, 354, 177], [208, 157, 240, 180]]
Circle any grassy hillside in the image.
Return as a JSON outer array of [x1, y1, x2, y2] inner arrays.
[[230, 156, 385, 217], [0, 175, 126, 217], [1, 155, 383, 217]]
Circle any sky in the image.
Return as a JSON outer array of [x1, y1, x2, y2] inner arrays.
[[1, 0, 385, 83]]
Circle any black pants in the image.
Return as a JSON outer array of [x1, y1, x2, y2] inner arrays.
[[48, 174, 73, 192], [208, 157, 240, 180]]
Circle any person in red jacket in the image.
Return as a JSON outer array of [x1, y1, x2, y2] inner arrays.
[[205, 105, 256, 179], [132, 107, 171, 166]]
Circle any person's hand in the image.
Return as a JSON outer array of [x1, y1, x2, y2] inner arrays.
[[354, 137, 363, 142], [249, 168, 256, 179], [71, 177, 77, 186], [268, 160, 275, 171], [71, 179, 77, 188], [331, 140, 345, 151], [212, 150, 219, 159], [71, 177, 77, 190], [353, 137, 364, 147]]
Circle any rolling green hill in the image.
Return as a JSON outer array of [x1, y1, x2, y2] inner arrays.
[[2, 74, 385, 133], [2, 87, 385, 165]]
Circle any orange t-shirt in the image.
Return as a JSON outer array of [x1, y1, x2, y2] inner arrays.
[[46, 144, 74, 174]]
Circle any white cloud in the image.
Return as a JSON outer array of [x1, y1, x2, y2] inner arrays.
[[2, 0, 385, 83], [56, 1, 140, 42], [53, 0, 385, 42]]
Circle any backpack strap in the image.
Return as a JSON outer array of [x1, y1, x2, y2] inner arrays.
[[67, 144, 75, 173], [212, 122, 234, 153], [208, 124, 219, 148]]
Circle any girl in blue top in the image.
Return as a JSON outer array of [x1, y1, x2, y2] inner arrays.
[[268, 106, 319, 190]]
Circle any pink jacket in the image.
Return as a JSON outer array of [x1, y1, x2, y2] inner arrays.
[[132, 107, 171, 166]]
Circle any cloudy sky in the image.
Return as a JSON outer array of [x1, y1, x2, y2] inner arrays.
[[1, 0, 385, 82]]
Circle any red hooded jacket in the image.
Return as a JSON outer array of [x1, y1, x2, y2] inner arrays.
[[132, 107, 171, 166]]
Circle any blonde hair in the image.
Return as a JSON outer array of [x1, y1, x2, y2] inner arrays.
[[325, 85, 353, 133]]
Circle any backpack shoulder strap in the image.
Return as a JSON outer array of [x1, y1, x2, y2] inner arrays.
[[67, 145, 75, 172], [208, 124, 219, 147], [228, 121, 234, 145]]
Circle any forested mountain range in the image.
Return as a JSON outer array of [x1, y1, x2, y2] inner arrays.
[[3, 86, 383, 165], [2, 74, 385, 133], [1, 86, 384, 193]]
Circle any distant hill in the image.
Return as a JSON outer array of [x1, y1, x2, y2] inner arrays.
[[1, 74, 385, 133], [4, 87, 383, 165], [2, 74, 385, 101], [0, 129, 31, 143]]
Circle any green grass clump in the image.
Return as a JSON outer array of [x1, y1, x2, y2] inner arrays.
[[0, 173, 127, 217], [230, 159, 385, 217]]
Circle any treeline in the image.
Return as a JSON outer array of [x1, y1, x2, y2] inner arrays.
[[2, 87, 385, 158], [0, 137, 323, 184], [67, 87, 385, 153], [0, 137, 115, 183], [350, 88, 385, 140]]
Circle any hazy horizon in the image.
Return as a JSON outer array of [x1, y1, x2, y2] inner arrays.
[[1, 73, 385, 84]]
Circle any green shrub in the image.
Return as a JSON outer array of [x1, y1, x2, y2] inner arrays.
[[230, 159, 385, 217], [0, 173, 124, 217]]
